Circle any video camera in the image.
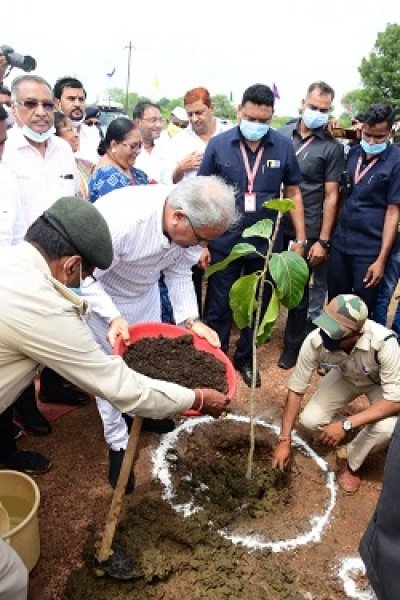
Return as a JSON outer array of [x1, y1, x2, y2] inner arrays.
[[330, 127, 360, 141], [0, 45, 36, 72]]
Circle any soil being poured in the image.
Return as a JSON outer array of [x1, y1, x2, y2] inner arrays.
[[122, 334, 228, 392]]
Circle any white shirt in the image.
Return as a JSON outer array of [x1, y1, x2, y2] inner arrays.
[[74, 122, 100, 164], [81, 184, 201, 330], [167, 119, 232, 180], [2, 127, 80, 227], [0, 163, 26, 246], [134, 134, 172, 184]]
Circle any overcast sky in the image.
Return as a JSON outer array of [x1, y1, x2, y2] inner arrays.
[[4, 0, 399, 117]]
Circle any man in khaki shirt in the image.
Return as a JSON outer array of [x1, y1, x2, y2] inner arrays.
[[0, 195, 229, 430], [272, 294, 400, 494]]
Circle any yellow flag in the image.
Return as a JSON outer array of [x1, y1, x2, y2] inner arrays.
[[153, 75, 160, 90]]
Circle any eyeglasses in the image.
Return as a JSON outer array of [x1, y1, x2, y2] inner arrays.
[[16, 99, 55, 112], [86, 120, 100, 127], [185, 214, 211, 244], [141, 117, 164, 124], [120, 141, 143, 151]]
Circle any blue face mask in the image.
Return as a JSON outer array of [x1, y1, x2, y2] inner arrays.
[[239, 119, 270, 141], [302, 107, 329, 130], [360, 138, 387, 155], [67, 261, 83, 296]]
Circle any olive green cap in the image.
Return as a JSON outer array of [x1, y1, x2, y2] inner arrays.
[[44, 197, 113, 270]]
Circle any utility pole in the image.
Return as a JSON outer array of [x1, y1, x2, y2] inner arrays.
[[124, 42, 134, 113]]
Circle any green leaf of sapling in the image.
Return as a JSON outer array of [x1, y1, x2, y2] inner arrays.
[[242, 219, 274, 239], [257, 288, 280, 344], [205, 243, 257, 278], [264, 198, 295, 213], [269, 251, 309, 308], [229, 273, 259, 329]]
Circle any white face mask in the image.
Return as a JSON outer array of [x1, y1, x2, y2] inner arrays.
[[21, 124, 55, 143], [71, 116, 85, 128]]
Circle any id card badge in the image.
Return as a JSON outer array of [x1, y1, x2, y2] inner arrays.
[[244, 192, 256, 213]]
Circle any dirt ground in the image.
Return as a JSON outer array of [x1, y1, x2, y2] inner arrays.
[[22, 310, 386, 600]]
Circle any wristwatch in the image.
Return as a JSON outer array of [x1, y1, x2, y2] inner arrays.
[[318, 239, 331, 249], [294, 239, 308, 246], [342, 419, 353, 432], [182, 316, 201, 329]]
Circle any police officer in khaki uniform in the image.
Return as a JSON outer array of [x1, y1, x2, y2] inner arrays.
[[0, 196, 230, 599], [272, 294, 400, 494]]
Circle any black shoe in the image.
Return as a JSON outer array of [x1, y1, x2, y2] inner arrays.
[[278, 348, 299, 370], [39, 381, 92, 407], [0, 449, 52, 474], [108, 449, 135, 494], [142, 418, 175, 434], [13, 422, 24, 440], [14, 396, 51, 436], [233, 359, 261, 388]]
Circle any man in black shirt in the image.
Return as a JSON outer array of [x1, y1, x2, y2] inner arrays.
[[278, 81, 345, 369]]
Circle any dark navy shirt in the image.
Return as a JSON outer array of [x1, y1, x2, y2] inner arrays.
[[197, 125, 302, 255], [332, 143, 400, 256], [279, 120, 345, 239]]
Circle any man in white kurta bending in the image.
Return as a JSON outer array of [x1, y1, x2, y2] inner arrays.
[[82, 175, 238, 490]]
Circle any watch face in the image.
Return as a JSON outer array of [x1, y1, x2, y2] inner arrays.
[[343, 419, 352, 431]]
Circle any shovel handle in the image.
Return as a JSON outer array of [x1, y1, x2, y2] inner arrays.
[[96, 415, 143, 564]]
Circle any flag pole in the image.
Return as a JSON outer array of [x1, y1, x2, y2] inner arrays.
[[124, 42, 134, 113]]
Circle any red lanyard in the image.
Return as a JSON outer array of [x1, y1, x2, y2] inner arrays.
[[239, 142, 264, 194], [295, 136, 314, 156], [354, 155, 379, 184]]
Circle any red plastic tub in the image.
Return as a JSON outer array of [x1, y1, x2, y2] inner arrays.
[[113, 322, 237, 416]]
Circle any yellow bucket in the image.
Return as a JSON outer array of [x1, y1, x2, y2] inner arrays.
[[0, 470, 41, 571]]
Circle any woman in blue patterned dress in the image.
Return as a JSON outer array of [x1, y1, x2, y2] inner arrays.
[[88, 117, 152, 202]]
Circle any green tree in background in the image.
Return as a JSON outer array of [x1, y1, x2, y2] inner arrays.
[[358, 23, 400, 109]]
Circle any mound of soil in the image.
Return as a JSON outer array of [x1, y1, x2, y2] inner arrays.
[[123, 334, 228, 392], [63, 419, 332, 599]]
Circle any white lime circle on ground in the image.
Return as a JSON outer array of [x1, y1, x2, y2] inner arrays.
[[152, 414, 337, 552], [338, 556, 375, 599]]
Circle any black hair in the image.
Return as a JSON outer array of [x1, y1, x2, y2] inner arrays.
[[353, 111, 366, 123], [25, 218, 91, 270], [53, 76, 86, 100], [53, 111, 69, 135], [241, 84, 275, 108], [307, 81, 335, 100], [98, 116, 135, 156], [363, 103, 396, 129], [132, 99, 161, 120], [0, 104, 7, 121]]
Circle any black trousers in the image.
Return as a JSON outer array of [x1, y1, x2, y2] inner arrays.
[[359, 417, 400, 600], [203, 249, 272, 361], [0, 404, 17, 459], [281, 236, 313, 353]]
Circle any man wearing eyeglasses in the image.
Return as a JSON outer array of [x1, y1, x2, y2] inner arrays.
[[132, 99, 171, 183], [54, 76, 100, 164], [80, 176, 238, 492], [3, 74, 80, 231], [2, 74, 90, 457]]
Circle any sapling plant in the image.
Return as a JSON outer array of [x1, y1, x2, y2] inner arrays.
[[205, 199, 309, 479]]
